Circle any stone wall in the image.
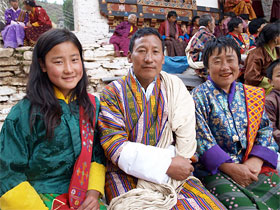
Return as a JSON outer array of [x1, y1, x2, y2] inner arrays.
[[0, 44, 131, 130]]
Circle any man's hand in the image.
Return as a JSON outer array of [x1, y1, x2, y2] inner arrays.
[[179, 37, 183, 42], [219, 162, 258, 187], [166, 156, 193, 181], [77, 190, 100, 210], [243, 156, 263, 177]]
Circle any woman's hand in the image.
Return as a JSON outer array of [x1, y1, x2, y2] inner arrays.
[[219, 162, 258, 187], [243, 156, 263, 177], [77, 190, 100, 210], [26, 22, 32, 27], [166, 156, 194, 181]]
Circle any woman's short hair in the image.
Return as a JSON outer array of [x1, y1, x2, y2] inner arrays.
[[202, 36, 241, 69]]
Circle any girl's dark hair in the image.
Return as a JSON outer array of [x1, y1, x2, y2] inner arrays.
[[202, 36, 241, 69], [26, 28, 94, 139], [267, 59, 280, 80], [256, 22, 280, 47], [248, 18, 267, 35], [129, 27, 164, 53], [227, 17, 242, 32], [23, 0, 37, 7]]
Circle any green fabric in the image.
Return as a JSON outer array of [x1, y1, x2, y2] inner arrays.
[[258, 77, 273, 95], [0, 98, 105, 197], [264, 44, 277, 61], [202, 172, 280, 210], [39, 194, 107, 210]]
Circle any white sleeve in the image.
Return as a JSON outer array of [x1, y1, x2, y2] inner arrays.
[[118, 142, 175, 184], [11, 20, 17, 25]]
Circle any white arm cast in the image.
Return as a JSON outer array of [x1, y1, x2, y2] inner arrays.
[[118, 142, 175, 184]]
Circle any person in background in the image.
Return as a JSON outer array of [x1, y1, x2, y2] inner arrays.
[[158, 11, 186, 56], [248, 18, 267, 47], [270, 0, 280, 22], [109, 14, 138, 57], [185, 14, 216, 79], [244, 22, 280, 94], [180, 22, 190, 43], [1, 0, 28, 48], [226, 17, 251, 56], [265, 59, 280, 148], [0, 29, 106, 210], [190, 15, 200, 37], [214, 18, 225, 37], [224, 0, 256, 20], [23, 0, 52, 46], [193, 36, 279, 210]]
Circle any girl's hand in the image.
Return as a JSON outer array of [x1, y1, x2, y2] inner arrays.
[[77, 190, 100, 210]]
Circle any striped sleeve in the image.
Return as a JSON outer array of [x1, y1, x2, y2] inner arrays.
[[98, 82, 128, 165]]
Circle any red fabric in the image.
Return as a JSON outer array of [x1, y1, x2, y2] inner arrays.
[[158, 20, 183, 39], [29, 7, 51, 26], [51, 95, 97, 210]]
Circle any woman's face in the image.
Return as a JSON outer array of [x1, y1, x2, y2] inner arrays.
[[40, 41, 83, 98], [10, 0, 19, 10], [208, 47, 239, 93], [24, 4, 32, 11]]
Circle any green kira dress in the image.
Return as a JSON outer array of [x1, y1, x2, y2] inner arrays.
[[0, 97, 106, 209]]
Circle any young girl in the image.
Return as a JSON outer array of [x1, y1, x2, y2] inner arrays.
[[0, 29, 106, 210]]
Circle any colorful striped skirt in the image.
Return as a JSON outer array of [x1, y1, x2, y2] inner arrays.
[[105, 171, 227, 210], [202, 172, 280, 210]]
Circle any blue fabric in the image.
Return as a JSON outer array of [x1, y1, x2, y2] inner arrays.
[[162, 56, 188, 74]]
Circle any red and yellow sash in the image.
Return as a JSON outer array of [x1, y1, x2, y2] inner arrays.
[[243, 85, 265, 162], [51, 94, 96, 210]]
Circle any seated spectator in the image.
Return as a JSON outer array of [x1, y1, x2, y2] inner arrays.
[[109, 14, 137, 57], [252, 0, 264, 18], [248, 18, 267, 47], [185, 14, 215, 79], [180, 22, 190, 43], [190, 15, 200, 37], [99, 27, 227, 210], [192, 36, 279, 210], [226, 17, 251, 56], [158, 11, 186, 56], [224, 0, 256, 20], [244, 23, 280, 94], [1, 0, 28, 48], [0, 29, 106, 210], [214, 18, 225, 38], [222, 12, 236, 35], [265, 59, 280, 148], [23, 0, 52, 46]]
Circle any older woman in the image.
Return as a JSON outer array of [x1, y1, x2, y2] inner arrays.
[[244, 22, 280, 94], [192, 36, 279, 210]]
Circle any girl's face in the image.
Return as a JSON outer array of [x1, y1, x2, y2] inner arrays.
[[24, 4, 32, 11], [270, 64, 280, 90], [41, 41, 83, 98]]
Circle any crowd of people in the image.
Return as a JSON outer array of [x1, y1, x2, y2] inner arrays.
[[0, 0, 279, 210], [1, 0, 52, 48]]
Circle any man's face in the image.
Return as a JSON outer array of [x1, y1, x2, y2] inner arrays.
[[128, 15, 137, 25], [208, 17, 216, 34], [128, 34, 165, 88], [236, 23, 243, 34], [10, 0, 19, 10], [208, 47, 239, 93], [168, 16, 177, 23]]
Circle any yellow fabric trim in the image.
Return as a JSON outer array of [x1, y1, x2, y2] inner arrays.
[[88, 162, 105, 196], [130, 25, 133, 33], [32, 22, 40, 27], [0, 181, 48, 210], [54, 86, 73, 104]]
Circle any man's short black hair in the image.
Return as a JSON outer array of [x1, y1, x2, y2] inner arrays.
[[248, 18, 267, 35], [167, 11, 177, 19], [267, 59, 280, 80], [202, 36, 241, 69], [129, 27, 164, 53], [227, 17, 243, 32]]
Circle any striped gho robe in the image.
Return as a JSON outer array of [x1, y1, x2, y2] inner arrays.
[[98, 69, 227, 209]]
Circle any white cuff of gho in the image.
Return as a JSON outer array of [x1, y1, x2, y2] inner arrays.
[[118, 142, 175, 184]]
